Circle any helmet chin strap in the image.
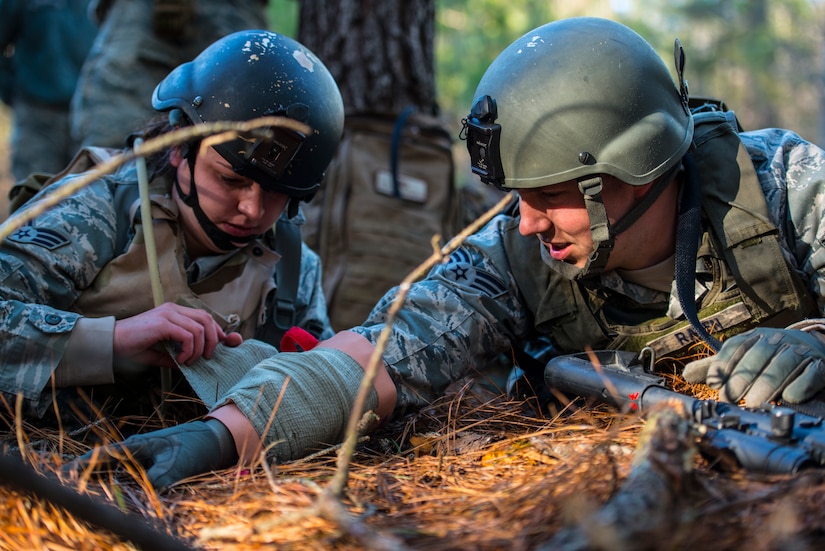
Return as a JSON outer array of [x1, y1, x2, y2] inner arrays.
[[174, 146, 260, 252], [541, 162, 682, 281]]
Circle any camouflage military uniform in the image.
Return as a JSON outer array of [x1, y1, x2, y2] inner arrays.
[[70, 0, 268, 148], [337, 126, 825, 418], [0, 149, 332, 418]]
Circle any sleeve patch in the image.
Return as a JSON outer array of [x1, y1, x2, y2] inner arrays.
[[8, 226, 70, 250], [443, 248, 507, 296]]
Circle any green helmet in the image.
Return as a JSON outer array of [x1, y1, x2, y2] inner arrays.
[[463, 17, 692, 190]]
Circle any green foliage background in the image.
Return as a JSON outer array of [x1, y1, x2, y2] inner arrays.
[[268, 0, 825, 143]]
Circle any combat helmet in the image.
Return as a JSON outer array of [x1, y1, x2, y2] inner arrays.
[[153, 29, 345, 200], [462, 17, 693, 278]]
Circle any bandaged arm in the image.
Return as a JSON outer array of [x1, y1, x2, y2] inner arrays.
[[207, 331, 397, 463]]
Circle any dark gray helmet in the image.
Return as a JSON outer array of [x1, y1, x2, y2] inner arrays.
[[152, 30, 344, 198], [464, 17, 692, 190]]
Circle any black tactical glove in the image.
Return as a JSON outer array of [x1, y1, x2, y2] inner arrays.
[[682, 327, 825, 407], [66, 419, 238, 489]]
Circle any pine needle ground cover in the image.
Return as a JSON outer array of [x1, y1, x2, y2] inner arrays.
[[1, 376, 824, 551]]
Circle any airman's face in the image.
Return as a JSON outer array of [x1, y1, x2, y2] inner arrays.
[[171, 145, 289, 257], [516, 176, 647, 271]]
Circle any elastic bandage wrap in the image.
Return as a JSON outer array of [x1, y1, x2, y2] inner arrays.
[[217, 347, 378, 463], [179, 339, 281, 409]]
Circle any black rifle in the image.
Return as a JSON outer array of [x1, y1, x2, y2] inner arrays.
[[544, 349, 825, 474]]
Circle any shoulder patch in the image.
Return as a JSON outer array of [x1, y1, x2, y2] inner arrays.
[[443, 248, 507, 296], [7, 225, 70, 250]]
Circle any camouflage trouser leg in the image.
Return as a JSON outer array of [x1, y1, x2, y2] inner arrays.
[[70, 0, 268, 149], [9, 98, 75, 181]]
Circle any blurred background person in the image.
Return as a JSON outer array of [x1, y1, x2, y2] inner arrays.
[[0, 0, 97, 181], [70, 0, 268, 149]]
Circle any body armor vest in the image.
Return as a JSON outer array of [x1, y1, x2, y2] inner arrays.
[[43, 148, 300, 343], [73, 191, 279, 340]]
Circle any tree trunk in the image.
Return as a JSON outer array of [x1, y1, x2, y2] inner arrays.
[[295, 0, 460, 332], [297, 0, 439, 116]]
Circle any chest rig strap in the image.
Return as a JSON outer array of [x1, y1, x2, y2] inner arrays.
[[692, 109, 815, 324]]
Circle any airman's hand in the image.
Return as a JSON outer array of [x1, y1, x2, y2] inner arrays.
[[682, 327, 825, 407], [113, 303, 243, 368]]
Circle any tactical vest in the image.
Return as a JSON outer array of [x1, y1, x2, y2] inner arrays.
[[301, 110, 462, 330], [506, 109, 816, 365], [73, 191, 279, 340]]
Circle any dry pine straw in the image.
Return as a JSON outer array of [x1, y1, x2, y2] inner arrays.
[[1, 379, 825, 551]]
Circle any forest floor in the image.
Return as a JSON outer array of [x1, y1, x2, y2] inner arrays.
[[1, 373, 824, 551]]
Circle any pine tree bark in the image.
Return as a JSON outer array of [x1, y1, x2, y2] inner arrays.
[[297, 0, 439, 116]]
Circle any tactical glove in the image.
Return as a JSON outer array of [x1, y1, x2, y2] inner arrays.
[[682, 327, 825, 407], [66, 419, 238, 489]]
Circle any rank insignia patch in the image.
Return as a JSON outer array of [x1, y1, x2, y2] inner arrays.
[[8, 226, 70, 250], [443, 249, 507, 296]]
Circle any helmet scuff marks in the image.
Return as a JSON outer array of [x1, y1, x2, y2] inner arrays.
[[293, 50, 315, 72], [152, 29, 344, 197], [526, 35, 544, 48], [241, 36, 277, 63], [517, 35, 544, 54]]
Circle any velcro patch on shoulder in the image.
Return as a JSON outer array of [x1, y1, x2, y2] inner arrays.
[[443, 248, 507, 297], [7, 226, 70, 250]]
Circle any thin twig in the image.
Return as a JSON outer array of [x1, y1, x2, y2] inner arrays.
[[310, 191, 514, 548], [327, 191, 515, 497], [0, 117, 310, 243]]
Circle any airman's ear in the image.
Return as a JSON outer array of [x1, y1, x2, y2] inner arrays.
[[169, 146, 186, 167]]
